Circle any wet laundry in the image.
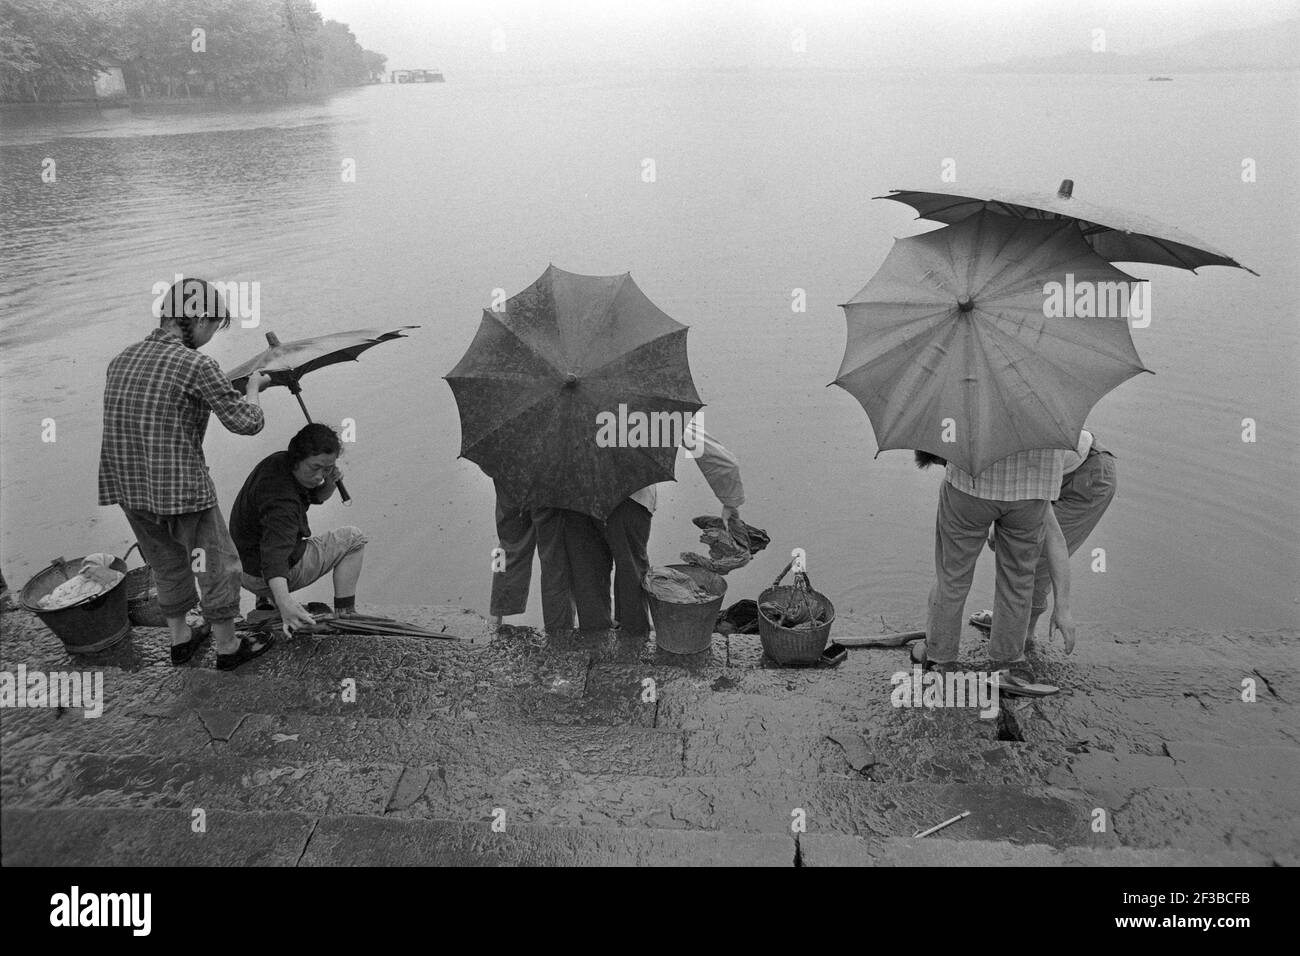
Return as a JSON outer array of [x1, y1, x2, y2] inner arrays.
[[37, 554, 123, 610], [643, 566, 715, 604], [680, 514, 770, 575], [759, 590, 830, 630]]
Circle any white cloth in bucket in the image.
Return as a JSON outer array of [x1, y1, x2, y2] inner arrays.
[[38, 554, 123, 610]]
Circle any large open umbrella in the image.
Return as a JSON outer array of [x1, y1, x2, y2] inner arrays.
[[878, 179, 1258, 275], [227, 326, 419, 502], [834, 209, 1150, 475], [446, 265, 702, 519]]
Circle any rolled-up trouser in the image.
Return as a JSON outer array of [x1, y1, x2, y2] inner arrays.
[[566, 499, 652, 634], [925, 482, 1048, 666], [1031, 450, 1117, 614], [122, 504, 242, 622], [240, 526, 366, 597]]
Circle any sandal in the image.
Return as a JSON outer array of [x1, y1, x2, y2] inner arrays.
[[170, 623, 211, 665], [969, 609, 993, 630], [216, 633, 276, 671]]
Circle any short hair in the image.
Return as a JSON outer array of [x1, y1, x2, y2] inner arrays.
[[158, 277, 231, 348], [287, 423, 342, 466], [914, 450, 948, 470]]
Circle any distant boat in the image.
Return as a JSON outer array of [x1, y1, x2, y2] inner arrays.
[[391, 69, 445, 84], [1148, 76, 1174, 81]]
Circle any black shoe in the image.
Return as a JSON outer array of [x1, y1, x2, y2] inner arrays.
[[170, 623, 211, 665], [216, 633, 275, 671]]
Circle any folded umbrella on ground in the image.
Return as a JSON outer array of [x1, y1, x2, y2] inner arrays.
[[238, 608, 460, 639]]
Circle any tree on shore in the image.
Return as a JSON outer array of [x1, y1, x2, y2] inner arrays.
[[0, 0, 385, 103], [0, 0, 117, 102]]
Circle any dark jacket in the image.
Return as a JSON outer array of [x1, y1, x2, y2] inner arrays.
[[230, 451, 321, 580]]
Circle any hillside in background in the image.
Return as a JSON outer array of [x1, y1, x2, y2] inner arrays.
[[972, 17, 1300, 74]]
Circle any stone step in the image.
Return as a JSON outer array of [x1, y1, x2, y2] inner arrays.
[[1, 807, 1269, 867], [1, 745, 1098, 840]]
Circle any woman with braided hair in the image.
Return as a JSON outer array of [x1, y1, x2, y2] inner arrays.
[[98, 277, 275, 670]]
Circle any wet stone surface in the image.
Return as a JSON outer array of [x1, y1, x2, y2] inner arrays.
[[2, 604, 1296, 865]]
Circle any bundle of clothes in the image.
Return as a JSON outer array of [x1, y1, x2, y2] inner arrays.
[[37, 554, 123, 610], [680, 514, 770, 574]]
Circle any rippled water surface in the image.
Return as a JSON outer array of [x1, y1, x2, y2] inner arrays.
[[2, 71, 1297, 632]]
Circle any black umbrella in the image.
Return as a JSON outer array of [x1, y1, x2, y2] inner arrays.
[[227, 326, 419, 502]]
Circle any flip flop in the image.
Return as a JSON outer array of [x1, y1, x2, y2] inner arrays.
[[170, 622, 211, 665], [216, 632, 276, 671], [969, 610, 993, 630]]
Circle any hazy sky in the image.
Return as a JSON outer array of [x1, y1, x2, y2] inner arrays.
[[314, 0, 1300, 74]]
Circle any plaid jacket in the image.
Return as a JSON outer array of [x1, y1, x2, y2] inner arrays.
[[98, 328, 265, 515], [945, 447, 1066, 502]]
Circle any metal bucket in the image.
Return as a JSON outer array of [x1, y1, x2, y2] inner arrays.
[[644, 564, 727, 655], [20, 555, 131, 654]]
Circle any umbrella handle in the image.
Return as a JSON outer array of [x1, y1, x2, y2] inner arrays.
[[336, 477, 351, 505]]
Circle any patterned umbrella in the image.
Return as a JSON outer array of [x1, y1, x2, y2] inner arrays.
[[446, 265, 702, 519]]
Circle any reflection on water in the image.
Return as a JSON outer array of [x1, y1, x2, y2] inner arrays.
[[2, 73, 1297, 632]]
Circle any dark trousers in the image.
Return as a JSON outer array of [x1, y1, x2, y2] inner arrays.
[[490, 494, 575, 632], [564, 499, 653, 634]]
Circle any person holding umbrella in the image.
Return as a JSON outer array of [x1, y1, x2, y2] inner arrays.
[[98, 277, 275, 670], [446, 266, 716, 634], [230, 423, 367, 631], [912, 448, 1075, 693], [832, 210, 1150, 693]]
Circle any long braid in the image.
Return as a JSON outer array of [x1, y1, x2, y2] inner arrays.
[[177, 315, 199, 350]]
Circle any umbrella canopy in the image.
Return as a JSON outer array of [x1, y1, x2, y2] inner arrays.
[[227, 326, 419, 391], [226, 326, 418, 504], [878, 179, 1257, 275], [834, 209, 1151, 475], [446, 265, 703, 519]]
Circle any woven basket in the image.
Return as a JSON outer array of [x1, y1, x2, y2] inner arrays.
[[757, 561, 835, 664], [123, 543, 166, 627]]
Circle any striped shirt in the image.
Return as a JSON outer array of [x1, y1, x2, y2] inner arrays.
[[945, 447, 1066, 502], [98, 328, 265, 515]]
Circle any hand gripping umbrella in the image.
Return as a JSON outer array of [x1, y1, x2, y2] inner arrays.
[[833, 209, 1150, 476], [445, 265, 703, 519], [878, 179, 1258, 275], [227, 326, 419, 503]]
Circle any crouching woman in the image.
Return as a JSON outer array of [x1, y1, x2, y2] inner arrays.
[[230, 423, 367, 631]]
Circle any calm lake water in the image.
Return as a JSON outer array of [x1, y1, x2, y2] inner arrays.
[[2, 70, 1297, 633]]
